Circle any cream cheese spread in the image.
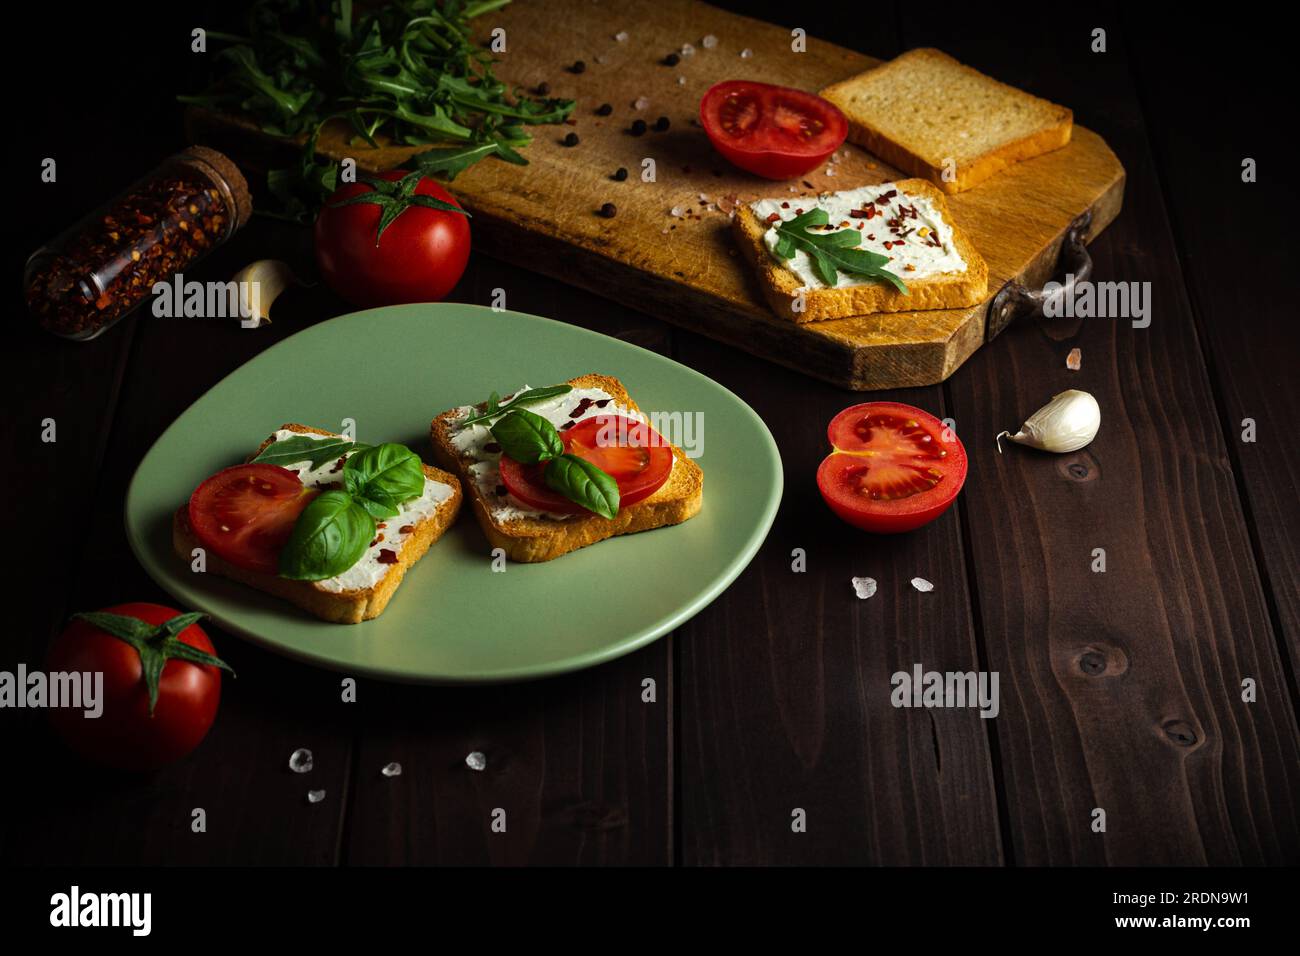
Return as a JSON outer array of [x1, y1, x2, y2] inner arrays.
[[267, 428, 455, 593], [448, 385, 669, 522], [751, 183, 966, 291]]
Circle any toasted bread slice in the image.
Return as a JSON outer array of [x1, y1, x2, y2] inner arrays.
[[173, 424, 462, 624], [430, 374, 703, 563], [820, 48, 1072, 194], [734, 178, 988, 322]]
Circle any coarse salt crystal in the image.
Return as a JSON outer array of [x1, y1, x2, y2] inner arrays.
[[634, 95, 650, 110], [614, 31, 629, 42], [681, 43, 696, 57], [381, 761, 402, 778], [911, 577, 935, 593], [677, 76, 687, 86], [740, 48, 753, 59], [289, 748, 313, 774], [307, 789, 326, 804], [1066, 348, 1082, 370], [702, 34, 718, 49], [466, 751, 487, 772], [851, 577, 877, 599], [670, 205, 685, 217]]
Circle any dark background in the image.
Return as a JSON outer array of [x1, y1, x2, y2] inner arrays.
[[2, 0, 1297, 873]]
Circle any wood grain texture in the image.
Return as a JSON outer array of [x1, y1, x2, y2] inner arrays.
[[673, 334, 1004, 865], [907, 7, 1300, 865], [1131, 34, 1300, 689], [185, 0, 1124, 390]]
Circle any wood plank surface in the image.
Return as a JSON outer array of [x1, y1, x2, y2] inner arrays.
[[1130, 29, 1300, 689], [904, 6, 1300, 865], [186, 0, 1124, 390], [672, 332, 1005, 864]]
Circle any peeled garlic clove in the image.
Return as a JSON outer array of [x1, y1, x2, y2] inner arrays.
[[227, 259, 303, 328], [997, 389, 1100, 454]]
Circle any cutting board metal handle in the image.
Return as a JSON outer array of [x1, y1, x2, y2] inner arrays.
[[985, 210, 1094, 340]]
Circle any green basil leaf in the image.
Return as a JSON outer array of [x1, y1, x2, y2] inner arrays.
[[458, 384, 574, 427], [490, 409, 562, 464], [343, 443, 425, 509], [278, 490, 375, 581], [252, 434, 369, 469], [544, 453, 620, 519], [355, 493, 400, 521]]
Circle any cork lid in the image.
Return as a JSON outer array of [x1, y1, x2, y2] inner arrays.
[[176, 145, 254, 230]]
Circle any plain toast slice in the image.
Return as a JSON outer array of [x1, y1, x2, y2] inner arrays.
[[173, 423, 462, 624], [734, 178, 988, 322], [430, 374, 702, 563], [820, 48, 1072, 194]]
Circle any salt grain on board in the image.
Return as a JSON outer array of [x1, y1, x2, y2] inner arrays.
[[911, 577, 935, 593], [851, 577, 878, 600], [1066, 348, 1082, 370]]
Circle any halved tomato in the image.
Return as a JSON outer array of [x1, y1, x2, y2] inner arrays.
[[816, 402, 967, 533], [188, 464, 319, 573], [499, 415, 673, 514], [700, 80, 847, 180]]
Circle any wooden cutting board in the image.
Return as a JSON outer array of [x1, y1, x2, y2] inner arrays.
[[187, 0, 1124, 390]]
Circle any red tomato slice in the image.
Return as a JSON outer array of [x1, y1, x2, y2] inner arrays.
[[499, 415, 673, 515], [817, 402, 967, 533], [188, 464, 319, 573], [700, 80, 848, 180]]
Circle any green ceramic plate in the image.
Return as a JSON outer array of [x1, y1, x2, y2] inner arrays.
[[126, 304, 781, 683]]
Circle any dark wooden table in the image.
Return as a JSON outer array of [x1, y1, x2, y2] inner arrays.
[[3, 2, 1296, 867]]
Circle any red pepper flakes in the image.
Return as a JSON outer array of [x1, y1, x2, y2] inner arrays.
[[24, 146, 250, 340]]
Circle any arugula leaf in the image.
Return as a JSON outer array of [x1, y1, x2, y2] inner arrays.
[[182, 0, 576, 218], [458, 385, 574, 428], [772, 209, 909, 293], [252, 433, 369, 469], [544, 454, 620, 520], [278, 490, 375, 581], [489, 409, 563, 464]]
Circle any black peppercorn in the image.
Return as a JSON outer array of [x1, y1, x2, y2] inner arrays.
[[653, 116, 670, 132], [563, 132, 580, 147], [629, 119, 647, 136], [569, 60, 586, 74], [663, 52, 680, 66], [599, 202, 617, 218], [595, 102, 613, 116], [613, 167, 629, 181]]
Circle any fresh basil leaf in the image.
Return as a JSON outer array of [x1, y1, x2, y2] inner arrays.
[[490, 409, 563, 464], [458, 384, 574, 427], [355, 495, 400, 520], [252, 434, 369, 469], [544, 453, 620, 519], [343, 443, 425, 509], [278, 490, 375, 581]]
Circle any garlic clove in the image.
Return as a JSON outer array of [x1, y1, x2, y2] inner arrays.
[[997, 389, 1100, 454], [227, 259, 304, 328]]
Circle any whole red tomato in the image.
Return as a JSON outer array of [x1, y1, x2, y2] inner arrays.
[[46, 603, 231, 771], [315, 169, 471, 308]]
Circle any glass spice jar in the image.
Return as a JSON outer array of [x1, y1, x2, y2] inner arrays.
[[24, 146, 253, 341]]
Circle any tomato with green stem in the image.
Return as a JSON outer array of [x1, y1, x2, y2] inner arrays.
[[315, 170, 472, 308], [47, 604, 233, 771]]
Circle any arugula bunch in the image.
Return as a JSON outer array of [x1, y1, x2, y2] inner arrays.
[[772, 209, 908, 293], [182, 0, 575, 218]]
